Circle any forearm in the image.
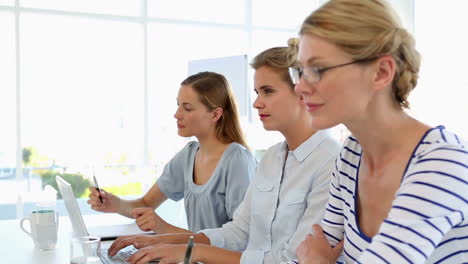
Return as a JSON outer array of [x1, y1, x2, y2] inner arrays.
[[157, 222, 192, 234], [152, 233, 211, 245], [191, 244, 242, 264], [119, 184, 168, 218], [117, 198, 148, 218]]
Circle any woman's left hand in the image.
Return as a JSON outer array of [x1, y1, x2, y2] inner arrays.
[[296, 224, 344, 264], [128, 244, 187, 264]]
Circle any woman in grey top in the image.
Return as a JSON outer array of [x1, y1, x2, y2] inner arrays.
[[88, 72, 257, 233]]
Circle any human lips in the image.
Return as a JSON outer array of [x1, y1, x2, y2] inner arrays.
[[304, 102, 324, 112], [259, 114, 270, 121], [177, 123, 186, 129]]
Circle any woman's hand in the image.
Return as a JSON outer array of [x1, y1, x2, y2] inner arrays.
[[87, 187, 120, 213], [297, 224, 344, 264], [108, 235, 168, 257], [133, 207, 166, 233], [128, 244, 189, 264]]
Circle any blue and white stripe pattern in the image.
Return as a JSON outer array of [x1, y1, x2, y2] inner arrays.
[[321, 126, 468, 263], [285, 126, 467, 264]]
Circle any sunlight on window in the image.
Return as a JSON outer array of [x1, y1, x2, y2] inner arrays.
[[250, 30, 297, 58], [0, 1, 13, 6], [20, 14, 145, 198], [252, 0, 320, 29], [0, 12, 17, 217], [20, 0, 140, 16], [410, 0, 468, 139], [148, 0, 245, 25]]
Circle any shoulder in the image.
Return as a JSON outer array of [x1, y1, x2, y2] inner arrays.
[[316, 131, 342, 158], [223, 142, 257, 165], [259, 141, 285, 161], [414, 126, 466, 154], [410, 126, 467, 170], [402, 127, 467, 192], [225, 142, 255, 160]]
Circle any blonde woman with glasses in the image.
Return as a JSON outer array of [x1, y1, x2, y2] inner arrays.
[[289, 0, 468, 263]]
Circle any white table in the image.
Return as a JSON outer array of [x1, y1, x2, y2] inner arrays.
[[0, 214, 135, 264]]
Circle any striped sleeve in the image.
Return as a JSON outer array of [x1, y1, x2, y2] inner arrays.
[[358, 144, 468, 264], [321, 157, 345, 246]]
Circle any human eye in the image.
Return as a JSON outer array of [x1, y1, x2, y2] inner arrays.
[[309, 65, 322, 73], [264, 88, 274, 95]]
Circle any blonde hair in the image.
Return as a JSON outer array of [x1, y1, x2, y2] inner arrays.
[[181, 72, 249, 149], [300, 0, 420, 108], [250, 38, 300, 90]]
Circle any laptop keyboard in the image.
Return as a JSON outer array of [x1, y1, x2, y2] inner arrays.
[[101, 245, 160, 264]]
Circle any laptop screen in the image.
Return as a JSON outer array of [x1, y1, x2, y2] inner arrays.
[[56, 175, 89, 237]]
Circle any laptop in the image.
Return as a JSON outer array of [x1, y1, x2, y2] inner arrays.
[[56, 175, 154, 240], [56, 176, 160, 263]]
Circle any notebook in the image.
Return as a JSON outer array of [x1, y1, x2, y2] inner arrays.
[[56, 176, 154, 240]]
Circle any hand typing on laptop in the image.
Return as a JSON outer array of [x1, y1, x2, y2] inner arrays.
[[108, 234, 180, 257], [108, 234, 196, 264]]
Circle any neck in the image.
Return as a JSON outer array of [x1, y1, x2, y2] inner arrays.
[[281, 115, 317, 151], [345, 105, 430, 167], [196, 132, 228, 157]]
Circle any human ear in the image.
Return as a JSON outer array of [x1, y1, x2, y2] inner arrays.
[[373, 55, 396, 91], [212, 107, 223, 123]]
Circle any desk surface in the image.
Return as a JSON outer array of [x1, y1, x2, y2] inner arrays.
[[1, 214, 135, 264]]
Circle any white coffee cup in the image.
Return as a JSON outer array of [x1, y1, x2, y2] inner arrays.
[[20, 209, 59, 250]]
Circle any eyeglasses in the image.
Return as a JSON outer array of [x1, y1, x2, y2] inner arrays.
[[289, 58, 376, 85]]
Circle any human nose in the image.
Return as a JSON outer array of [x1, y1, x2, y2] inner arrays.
[[173, 107, 182, 119], [294, 77, 313, 96], [253, 95, 263, 109]]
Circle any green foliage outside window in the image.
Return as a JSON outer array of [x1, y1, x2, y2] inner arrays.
[[40, 171, 91, 199]]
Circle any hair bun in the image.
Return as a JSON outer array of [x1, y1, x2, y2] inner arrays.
[[287, 38, 299, 49]]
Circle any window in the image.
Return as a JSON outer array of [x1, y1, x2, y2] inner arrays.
[[411, 0, 468, 139], [20, 0, 140, 16], [0, 12, 16, 220], [252, 0, 320, 29], [19, 13, 144, 217], [148, 0, 245, 24], [0, 0, 13, 6]]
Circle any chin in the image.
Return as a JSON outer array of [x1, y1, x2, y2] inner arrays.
[[177, 130, 190, 137], [262, 123, 277, 131], [310, 118, 339, 131]]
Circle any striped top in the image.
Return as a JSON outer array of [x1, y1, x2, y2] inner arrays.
[[321, 126, 468, 263], [287, 126, 468, 264]]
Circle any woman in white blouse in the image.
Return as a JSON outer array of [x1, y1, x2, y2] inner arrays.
[[107, 39, 341, 264]]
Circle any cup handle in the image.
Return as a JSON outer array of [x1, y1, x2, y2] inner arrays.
[[20, 218, 32, 238]]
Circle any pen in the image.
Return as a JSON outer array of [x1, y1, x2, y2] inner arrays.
[[183, 236, 194, 264], [93, 175, 104, 204]]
